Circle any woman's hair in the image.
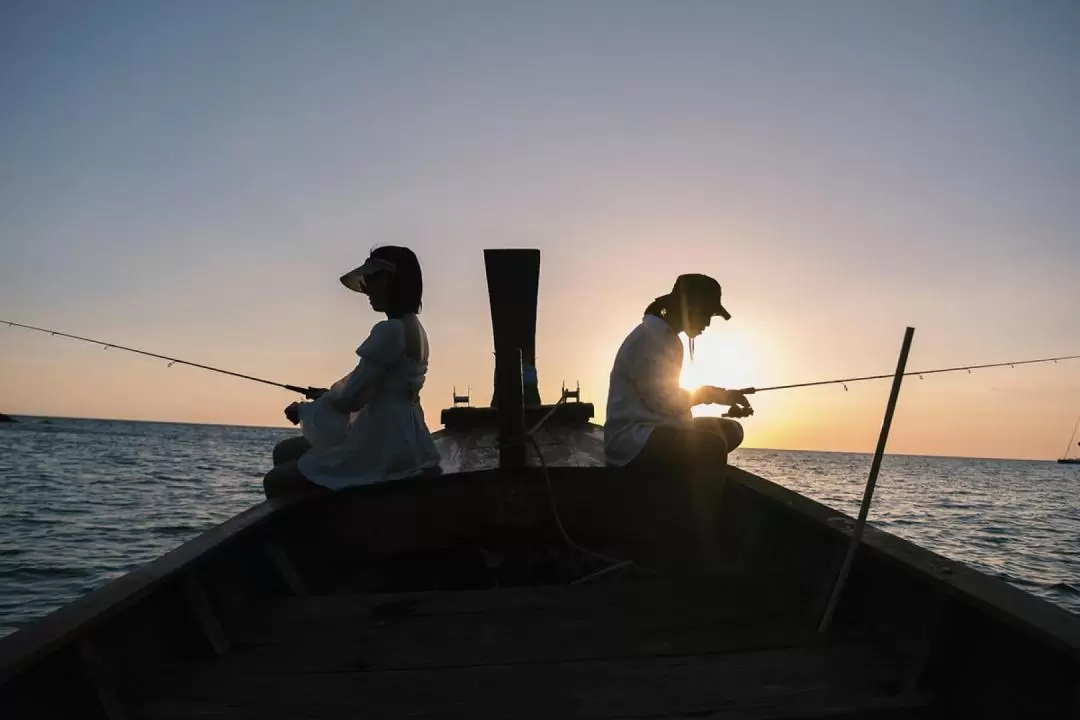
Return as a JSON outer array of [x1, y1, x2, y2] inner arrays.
[[370, 245, 423, 316]]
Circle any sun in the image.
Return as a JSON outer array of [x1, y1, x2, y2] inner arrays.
[[679, 325, 759, 394]]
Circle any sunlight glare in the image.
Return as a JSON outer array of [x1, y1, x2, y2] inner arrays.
[[679, 325, 760, 393]]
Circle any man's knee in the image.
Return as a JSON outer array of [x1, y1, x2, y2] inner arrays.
[[720, 419, 743, 452]]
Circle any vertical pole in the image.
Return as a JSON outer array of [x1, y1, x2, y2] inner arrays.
[[495, 347, 527, 469], [818, 326, 915, 633]]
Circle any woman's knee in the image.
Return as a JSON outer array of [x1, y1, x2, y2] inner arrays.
[[273, 436, 310, 466], [263, 461, 315, 499]]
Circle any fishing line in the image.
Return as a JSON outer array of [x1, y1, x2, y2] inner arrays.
[[2, 320, 322, 398], [736, 354, 1080, 395]]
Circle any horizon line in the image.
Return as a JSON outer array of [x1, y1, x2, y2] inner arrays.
[[1, 412, 1063, 464]]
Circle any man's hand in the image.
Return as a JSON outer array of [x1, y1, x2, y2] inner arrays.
[[723, 402, 755, 419], [693, 386, 754, 417], [305, 387, 329, 400], [284, 402, 302, 425], [713, 388, 750, 409]]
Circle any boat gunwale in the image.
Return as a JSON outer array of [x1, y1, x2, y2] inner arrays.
[[0, 497, 296, 683], [726, 466, 1080, 658], [0, 467, 535, 682]]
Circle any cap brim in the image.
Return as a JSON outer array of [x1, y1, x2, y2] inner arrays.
[[340, 257, 395, 294], [716, 304, 732, 321]]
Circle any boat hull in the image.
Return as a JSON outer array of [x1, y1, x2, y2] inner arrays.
[[2, 457, 1079, 718]]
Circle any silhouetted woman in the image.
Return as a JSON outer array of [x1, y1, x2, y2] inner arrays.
[[264, 246, 441, 498]]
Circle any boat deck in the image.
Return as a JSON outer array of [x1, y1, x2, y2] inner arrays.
[[131, 576, 936, 719]]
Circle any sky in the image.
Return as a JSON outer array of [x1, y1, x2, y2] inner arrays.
[[1, 0, 1078, 460]]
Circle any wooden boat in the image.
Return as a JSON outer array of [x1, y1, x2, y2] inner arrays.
[[1058, 458, 1080, 465], [2, 250, 1079, 719]]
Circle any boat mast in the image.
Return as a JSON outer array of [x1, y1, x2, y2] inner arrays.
[[484, 249, 541, 469], [1063, 412, 1080, 460]]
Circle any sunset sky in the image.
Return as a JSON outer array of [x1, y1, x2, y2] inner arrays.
[[2, 1, 1078, 460]]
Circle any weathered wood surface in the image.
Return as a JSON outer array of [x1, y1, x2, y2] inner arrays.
[[187, 577, 812, 671], [134, 580, 924, 719]]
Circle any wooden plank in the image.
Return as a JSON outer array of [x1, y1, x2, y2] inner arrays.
[[182, 573, 229, 656], [650, 693, 939, 719], [222, 578, 801, 648], [263, 539, 307, 596], [77, 638, 127, 720], [173, 612, 816, 677], [0, 498, 296, 684], [137, 643, 905, 720], [235, 575, 794, 626], [143, 579, 809, 679]]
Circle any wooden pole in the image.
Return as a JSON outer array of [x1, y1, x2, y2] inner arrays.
[[818, 326, 915, 633], [495, 347, 526, 469]]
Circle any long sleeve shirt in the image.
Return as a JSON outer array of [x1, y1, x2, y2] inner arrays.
[[604, 314, 694, 466]]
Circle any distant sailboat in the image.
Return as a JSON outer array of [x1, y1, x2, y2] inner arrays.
[[1059, 412, 1080, 465]]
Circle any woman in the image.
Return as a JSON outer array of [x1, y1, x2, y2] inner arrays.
[[264, 246, 441, 498], [604, 274, 754, 571]]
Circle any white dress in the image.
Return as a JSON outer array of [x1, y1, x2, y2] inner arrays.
[[295, 316, 441, 489]]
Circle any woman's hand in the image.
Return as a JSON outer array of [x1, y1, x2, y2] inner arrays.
[[284, 402, 302, 425]]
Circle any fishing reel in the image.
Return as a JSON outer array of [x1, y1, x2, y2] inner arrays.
[[719, 387, 755, 419], [285, 385, 330, 400]]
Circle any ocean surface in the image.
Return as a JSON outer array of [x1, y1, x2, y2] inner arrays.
[[1, 416, 1079, 638]]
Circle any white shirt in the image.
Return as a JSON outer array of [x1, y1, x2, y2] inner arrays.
[[296, 316, 441, 489], [604, 314, 694, 466]]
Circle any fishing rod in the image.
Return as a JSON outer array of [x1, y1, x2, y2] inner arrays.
[[2, 320, 324, 399], [736, 353, 1080, 395]]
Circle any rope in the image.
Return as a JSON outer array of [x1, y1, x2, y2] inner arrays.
[[520, 393, 653, 581]]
